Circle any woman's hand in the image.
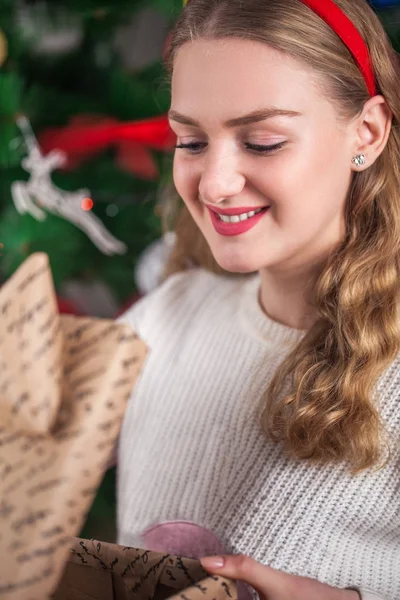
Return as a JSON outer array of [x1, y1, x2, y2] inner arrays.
[[200, 554, 360, 600]]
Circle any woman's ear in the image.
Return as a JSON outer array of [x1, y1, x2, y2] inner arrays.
[[351, 95, 392, 170]]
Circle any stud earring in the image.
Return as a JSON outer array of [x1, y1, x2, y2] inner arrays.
[[352, 153, 366, 167]]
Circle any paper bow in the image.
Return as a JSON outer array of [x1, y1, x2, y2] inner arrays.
[[53, 537, 238, 600], [0, 253, 147, 599]]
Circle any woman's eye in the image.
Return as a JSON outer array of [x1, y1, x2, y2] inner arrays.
[[246, 142, 286, 154], [174, 141, 286, 155], [174, 142, 207, 154]]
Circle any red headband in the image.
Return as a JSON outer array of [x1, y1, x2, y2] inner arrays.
[[182, 0, 377, 96], [300, 0, 377, 96]]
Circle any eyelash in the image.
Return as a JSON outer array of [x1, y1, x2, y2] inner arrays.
[[174, 141, 286, 155]]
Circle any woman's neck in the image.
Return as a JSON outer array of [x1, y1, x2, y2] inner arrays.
[[258, 267, 319, 331]]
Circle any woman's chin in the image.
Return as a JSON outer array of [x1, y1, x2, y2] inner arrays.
[[213, 253, 260, 275]]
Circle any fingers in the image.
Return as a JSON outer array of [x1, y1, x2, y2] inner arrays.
[[200, 554, 286, 597], [200, 554, 352, 600]]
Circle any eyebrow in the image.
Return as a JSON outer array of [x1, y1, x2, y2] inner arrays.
[[168, 107, 302, 128]]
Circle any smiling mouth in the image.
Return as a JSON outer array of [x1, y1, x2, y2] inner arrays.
[[207, 205, 270, 237], [216, 207, 269, 223]]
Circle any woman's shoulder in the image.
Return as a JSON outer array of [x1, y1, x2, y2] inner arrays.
[[117, 267, 244, 340]]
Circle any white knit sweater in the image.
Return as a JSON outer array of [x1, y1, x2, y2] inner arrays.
[[117, 268, 400, 600]]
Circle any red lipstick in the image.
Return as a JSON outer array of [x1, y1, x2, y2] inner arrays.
[[206, 206, 270, 237]]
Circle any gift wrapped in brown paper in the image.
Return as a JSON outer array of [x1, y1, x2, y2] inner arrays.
[[0, 253, 148, 599], [52, 537, 237, 600]]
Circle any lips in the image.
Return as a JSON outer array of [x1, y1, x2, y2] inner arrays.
[[207, 206, 270, 237]]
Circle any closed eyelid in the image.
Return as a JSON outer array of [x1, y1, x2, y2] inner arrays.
[[174, 140, 287, 155], [170, 123, 290, 145], [175, 136, 287, 146]]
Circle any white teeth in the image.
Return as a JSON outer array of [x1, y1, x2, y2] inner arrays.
[[219, 208, 265, 223]]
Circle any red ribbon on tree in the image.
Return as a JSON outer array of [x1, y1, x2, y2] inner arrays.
[[38, 114, 175, 180]]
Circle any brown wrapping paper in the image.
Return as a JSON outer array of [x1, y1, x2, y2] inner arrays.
[[52, 538, 237, 600], [0, 253, 148, 599]]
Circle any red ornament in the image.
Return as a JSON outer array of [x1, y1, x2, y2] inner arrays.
[[56, 296, 82, 315], [81, 197, 94, 211]]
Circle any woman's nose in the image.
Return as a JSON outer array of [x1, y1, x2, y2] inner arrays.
[[198, 149, 245, 204]]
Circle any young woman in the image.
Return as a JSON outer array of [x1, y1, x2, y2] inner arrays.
[[117, 1, 400, 599]]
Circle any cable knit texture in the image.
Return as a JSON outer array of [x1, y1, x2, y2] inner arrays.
[[117, 268, 400, 600]]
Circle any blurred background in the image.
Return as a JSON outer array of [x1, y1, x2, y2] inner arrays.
[[0, 0, 399, 543]]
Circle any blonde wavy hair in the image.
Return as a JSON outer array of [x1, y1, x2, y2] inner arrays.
[[160, 0, 400, 474]]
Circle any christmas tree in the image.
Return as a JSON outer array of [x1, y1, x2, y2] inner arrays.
[[0, 0, 180, 313], [0, 0, 399, 543]]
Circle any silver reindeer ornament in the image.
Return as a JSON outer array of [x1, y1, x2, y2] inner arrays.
[[11, 115, 127, 256]]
